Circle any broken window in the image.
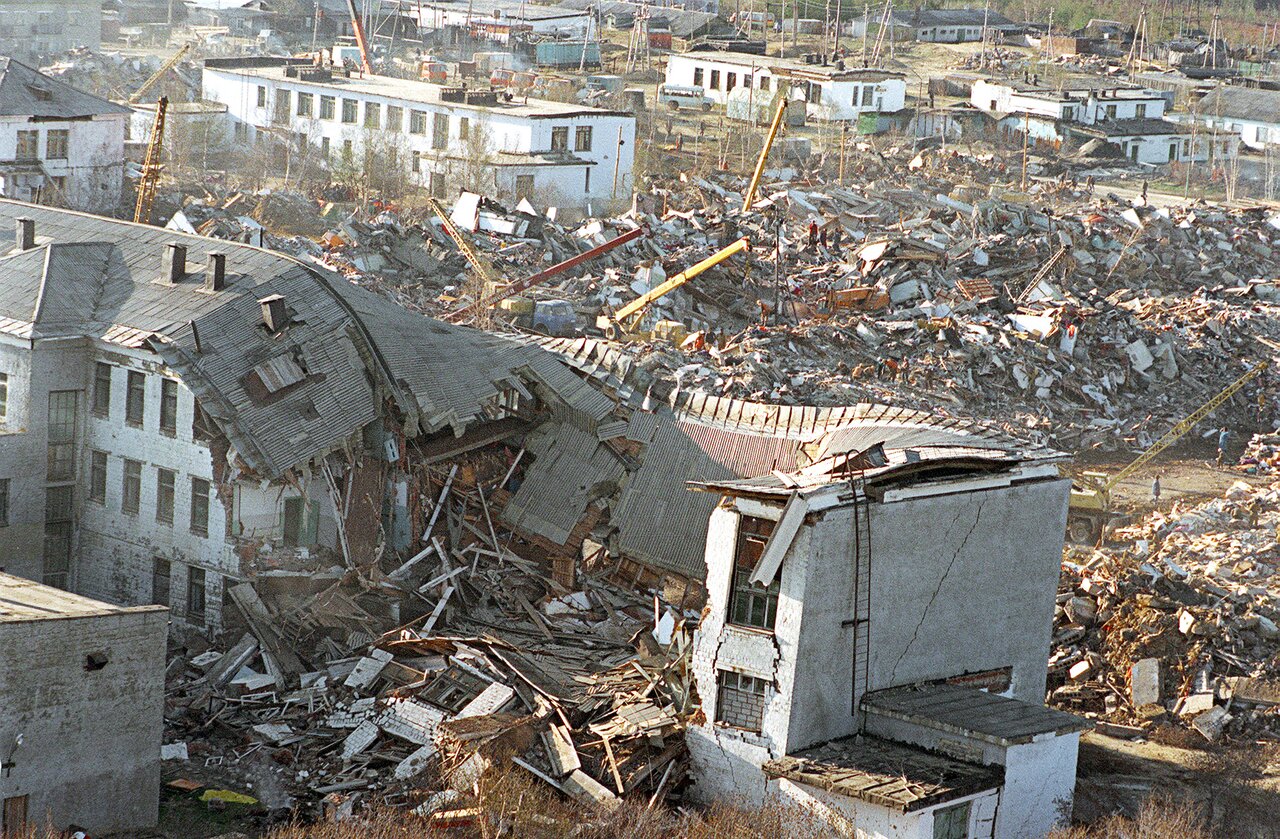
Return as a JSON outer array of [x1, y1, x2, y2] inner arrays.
[[187, 565, 206, 624], [125, 370, 145, 427], [432, 112, 449, 150], [575, 126, 593, 152], [160, 378, 178, 435], [386, 105, 403, 132], [421, 666, 488, 714], [297, 92, 313, 117], [932, 800, 971, 839], [728, 515, 779, 630], [90, 450, 107, 504], [0, 478, 8, 527], [45, 129, 68, 160], [156, 468, 175, 525], [46, 390, 77, 481], [152, 557, 170, 606], [551, 126, 569, 151], [715, 670, 766, 731], [320, 95, 336, 120], [282, 496, 318, 547], [92, 362, 111, 417], [16, 130, 37, 160], [43, 485, 72, 588], [341, 98, 358, 124], [364, 101, 380, 129], [190, 477, 210, 536], [122, 459, 141, 515]]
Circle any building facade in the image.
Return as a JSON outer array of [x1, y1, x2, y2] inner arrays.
[[685, 432, 1086, 838], [0, 59, 128, 214], [665, 51, 906, 121], [202, 57, 636, 215], [0, 0, 100, 63], [1191, 86, 1280, 151], [0, 573, 166, 834]]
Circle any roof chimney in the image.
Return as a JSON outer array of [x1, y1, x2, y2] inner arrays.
[[205, 252, 226, 292], [16, 217, 34, 251], [162, 242, 187, 285], [259, 294, 288, 334]]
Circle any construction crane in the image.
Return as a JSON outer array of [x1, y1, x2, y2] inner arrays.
[[1067, 358, 1269, 543], [133, 97, 168, 225], [743, 95, 789, 213], [128, 44, 191, 105], [595, 237, 749, 340], [427, 197, 502, 287], [344, 0, 375, 75]]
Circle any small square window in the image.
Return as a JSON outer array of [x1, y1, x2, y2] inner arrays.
[[715, 670, 767, 731]]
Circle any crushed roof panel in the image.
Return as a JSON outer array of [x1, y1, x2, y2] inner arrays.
[[763, 734, 1002, 812]]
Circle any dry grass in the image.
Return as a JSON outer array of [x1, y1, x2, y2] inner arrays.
[[1050, 796, 1213, 839]]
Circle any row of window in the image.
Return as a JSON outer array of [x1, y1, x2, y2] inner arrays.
[[88, 451, 211, 536], [254, 85, 596, 154], [14, 128, 69, 161], [693, 66, 775, 95], [93, 362, 182, 435], [153, 557, 209, 625]]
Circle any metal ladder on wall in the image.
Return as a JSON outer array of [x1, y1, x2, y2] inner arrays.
[[848, 482, 873, 721]]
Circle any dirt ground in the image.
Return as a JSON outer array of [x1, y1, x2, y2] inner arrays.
[[1068, 453, 1273, 515]]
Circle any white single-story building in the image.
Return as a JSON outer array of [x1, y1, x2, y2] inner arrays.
[[665, 51, 906, 121], [971, 78, 1169, 125], [1191, 85, 1280, 151]]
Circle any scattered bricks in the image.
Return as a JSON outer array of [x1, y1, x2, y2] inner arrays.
[[1068, 660, 1092, 682]]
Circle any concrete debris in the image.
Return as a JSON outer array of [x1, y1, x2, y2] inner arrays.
[[1050, 478, 1280, 742], [163, 454, 694, 819]]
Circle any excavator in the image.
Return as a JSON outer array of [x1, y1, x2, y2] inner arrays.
[[1067, 358, 1269, 543]]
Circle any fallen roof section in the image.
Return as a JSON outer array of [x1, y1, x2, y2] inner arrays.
[[763, 734, 1003, 813]]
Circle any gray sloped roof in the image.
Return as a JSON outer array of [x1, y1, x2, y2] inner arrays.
[[1196, 85, 1280, 125], [0, 200, 594, 479], [0, 57, 130, 118], [863, 683, 1090, 745]]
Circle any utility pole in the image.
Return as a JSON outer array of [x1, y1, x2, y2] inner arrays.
[[1021, 108, 1029, 191]]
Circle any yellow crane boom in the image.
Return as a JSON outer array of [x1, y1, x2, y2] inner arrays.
[[743, 95, 788, 212], [1104, 359, 1268, 491], [128, 44, 191, 104], [427, 198, 501, 286], [599, 237, 749, 338], [133, 97, 168, 225]]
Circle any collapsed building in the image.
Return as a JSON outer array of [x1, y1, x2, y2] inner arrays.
[[0, 200, 1084, 835]]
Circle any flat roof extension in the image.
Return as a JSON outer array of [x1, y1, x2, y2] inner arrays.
[[0, 572, 165, 623]]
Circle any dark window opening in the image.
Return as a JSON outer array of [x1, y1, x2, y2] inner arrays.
[[728, 515, 778, 630], [84, 652, 109, 671]]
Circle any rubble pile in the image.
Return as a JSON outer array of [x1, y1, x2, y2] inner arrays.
[[40, 47, 200, 102], [163, 457, 694, 820], [1049, 480, 1280, 743]]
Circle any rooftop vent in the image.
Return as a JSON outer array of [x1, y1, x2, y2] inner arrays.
[[162, 242, 187, 285], [464, 90, 498, 106], [259, 294, 288, 334], [16, 217, 34, 251], [440, 87, 467, 103], [205, 252, 226, 292]]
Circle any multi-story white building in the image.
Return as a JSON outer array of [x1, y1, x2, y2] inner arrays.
[[971, 78, 1170, 124], [685, 422, 1088, 839], [665, 51, 906, 121], [0, 0, 100, 64], [202, 57, 636, 216], [0, 58, 128, 214]]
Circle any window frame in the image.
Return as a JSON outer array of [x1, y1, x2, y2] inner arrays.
[[297, 91, 314, 117], [320, 95, 336, 120], [715, 669, 767, 732], [121, 458, 141, 515], [186, 565, 206, 624], [45, 129, 68, 160], [92, 362, 111, 417], [152, 557, 170, 607], [551, 126, 569, 151], [125, 370, 145, 427], [159, 378, 178, 436], [341, 98, 358, 124], [931, 800, 972, 839], [574, 126, 593, 152], [0, 477, 9, 527], [16, 129, 37, 160], [46, 390, 77, 481], [190, 477, 210, 536], [156, 468, 175, 525], [727, 515, 779, 631], [89, 450, 107, 504]]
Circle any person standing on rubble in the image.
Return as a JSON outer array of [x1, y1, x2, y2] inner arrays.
[[1218, 427, 1232, 466], [807, 219, 819, 252], [1141, 181, 1149, 204], [1152, 473, 1161, 504]]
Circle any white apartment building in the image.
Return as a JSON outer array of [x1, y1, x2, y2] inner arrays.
[[0, 58, 128, 214], [665, 51, 906, 121], [1191, 86, 1280, 151], [0, 0, 100, 63], [202, 57, 635, 215], [406, 0, 591, 43]]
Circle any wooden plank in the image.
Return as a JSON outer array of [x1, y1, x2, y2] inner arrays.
[[543, 724, 581, 777]]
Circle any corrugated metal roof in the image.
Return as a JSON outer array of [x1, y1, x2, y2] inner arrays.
[[0, 57, 131, 118]]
